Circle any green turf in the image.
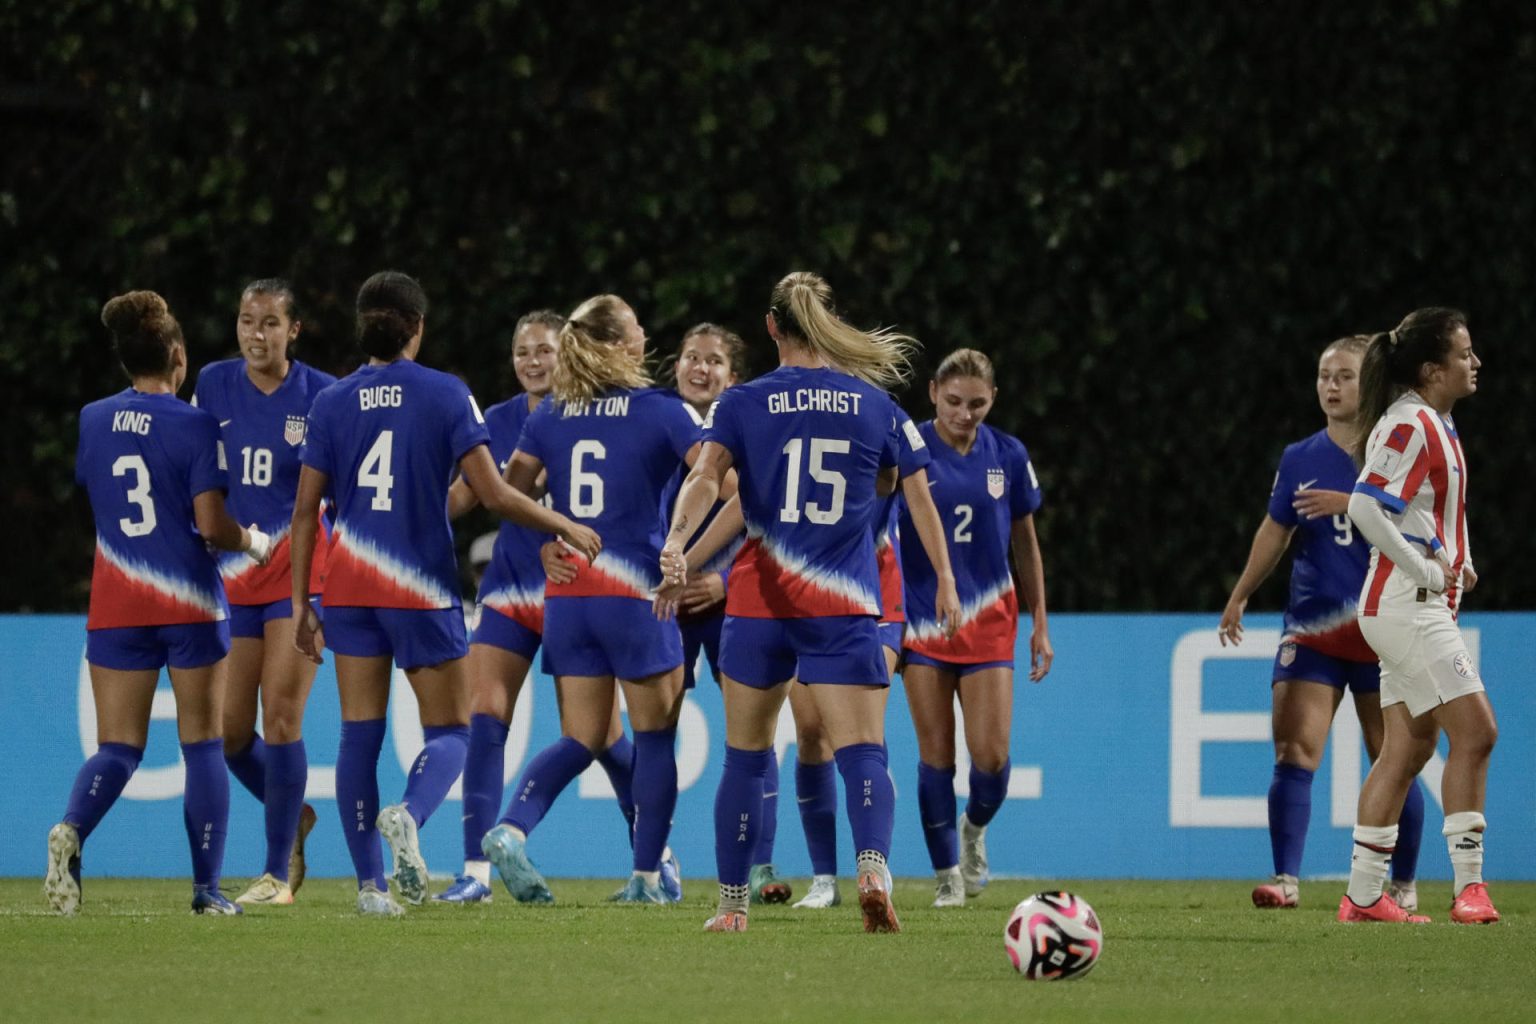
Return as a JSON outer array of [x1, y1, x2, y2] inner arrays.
[[1, 878, 1532, 1023]]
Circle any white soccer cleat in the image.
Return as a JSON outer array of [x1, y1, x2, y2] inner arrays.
[[44, 823, 82, 916], [1252, 874, 1299, 909], [376, 804, 429, 905], [357, 882, 405, 917], [932, 868, 965, 908], [235, 872, 294, 906], [959, 814, 989, 897], [1386, 879, 1418, 913], [793, 874, 842, 909]]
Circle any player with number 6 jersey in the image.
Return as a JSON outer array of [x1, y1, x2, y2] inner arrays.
[[481, 295, 699, 906], [288, 272, 598, 917], [46, 290, 273, 918], [193, 279, 335, 907]]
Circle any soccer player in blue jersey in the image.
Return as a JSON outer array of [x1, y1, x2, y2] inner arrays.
[[193, 279, 335, 906], [661, 271, 928, 933], [898, 348, 1052, 908], [45, 291, 274, 917], [480, 295, 702, 905], [1219, 335, 1426, 911], [287, 272, 599, 916], [436, 311, 641, 903]]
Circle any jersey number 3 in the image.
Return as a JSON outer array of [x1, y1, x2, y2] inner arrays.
[[779, 437, 848, 525], [113, 454, 157, 537]]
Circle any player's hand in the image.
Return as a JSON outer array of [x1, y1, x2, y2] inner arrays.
[[1028, 623, 1053, 682], [934, 575, 962, 640], [1218, 600, 1246, 647], [244, 525, 274, 566], [540, 540, 579, 584], [1292, 488, 1349, 519], [1462, 563, 1479, 593], [659, 540, 688, 588], [1426, 552, 1450, 594], [679, 572, 726, 614], [293, 602, 324, 665], [559, 521, 602, 563]]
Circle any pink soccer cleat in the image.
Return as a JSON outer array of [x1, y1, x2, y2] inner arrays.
[[1450, 882, 1500, 924], [858, 871, 902, 934], [703, 911, 749, 933], [1252, 876, 1299, 909], [1336, 892, 1431, 924]]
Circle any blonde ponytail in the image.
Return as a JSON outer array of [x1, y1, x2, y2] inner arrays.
[[552, 294, 652, 406], [771, 272, 916, 389]]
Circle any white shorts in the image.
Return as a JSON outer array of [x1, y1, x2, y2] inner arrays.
[[1357, 605, 1484, 717]]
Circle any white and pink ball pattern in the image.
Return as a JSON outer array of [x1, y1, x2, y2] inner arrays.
[[1004, 891, 1103, 980]]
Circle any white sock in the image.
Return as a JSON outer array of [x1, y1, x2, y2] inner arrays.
[[960, 813, 984, 838], [1443, 810, 1486, 895], [636, 869, 661, 887], [812, 873, 837, 886], [936, 865, 962, 885], [717, 882, 749, 914], [1346, 824, 1397, 906], [856, 849, 888, 881], [464, 859, 491, 886], [509, 825, 528, 842]]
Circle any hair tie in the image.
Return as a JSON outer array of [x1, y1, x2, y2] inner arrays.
[[1387, 329, 1400, 349]]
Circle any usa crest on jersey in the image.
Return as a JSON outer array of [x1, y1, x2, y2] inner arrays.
[[987, 467, 1006, 499], [284, 415, 306, 447]]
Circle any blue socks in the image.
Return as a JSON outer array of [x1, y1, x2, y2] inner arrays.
[[965, 758, 1010, 828], [262, 739, 308, 881], [403, 724, 469, 828], [715, 746, 772, 887], [1393, 777, 1426, 882], [795, 759, 839, 876], [337, 718, 387, 889], [630, 728, 679, 872], [755, 748, 780, 864], [462, 713, 510, 861], [917, 761, 959, 871], [63, 741, 143, 843], [834, 742, 894, 862], [597, 733, 638, 837], [501, 736, 593, 835], [224, 734, 267, 802], [181, 738, 229, 888], [1267, 762, 1314, 877]]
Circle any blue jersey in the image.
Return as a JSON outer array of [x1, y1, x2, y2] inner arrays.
[[518, 387, 699, 598], [1266, 428, 1374, 660], [76, 389, 228, 629], [193, 358, 336, 604], [477, 393, 550, 631], [899, 421, 1040, 661], [704, 366, 900, 619], [300, 360, 490, 610], [875, 408, 932, 623]]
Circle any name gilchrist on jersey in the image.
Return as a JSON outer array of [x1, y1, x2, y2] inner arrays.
[[705, 366, 900, 619]]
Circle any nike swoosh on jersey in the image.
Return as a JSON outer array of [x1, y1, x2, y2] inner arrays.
[[219, 419, 233, 427], [1296, 478, 1318, 490]]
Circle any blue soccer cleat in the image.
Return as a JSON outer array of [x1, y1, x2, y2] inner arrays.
[[433, 874, 494, 904], [191, 885, 243, 915], [357, 881, 405, 917], [481, 825, 554, 904], [659, 848, 683, 903], [612, 875, 670, 905]]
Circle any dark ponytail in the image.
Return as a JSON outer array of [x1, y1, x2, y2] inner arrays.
[[355, 271, 427, 359], [101, 290, 182, 377], [1353, 307, 1467, 464]]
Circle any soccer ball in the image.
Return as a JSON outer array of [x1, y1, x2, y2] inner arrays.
[[1004, 891, 1103, 980]]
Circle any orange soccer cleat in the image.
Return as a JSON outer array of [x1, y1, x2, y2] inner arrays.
[[1336, 892, 1431, 924], [1450, 882, 1500, 924]]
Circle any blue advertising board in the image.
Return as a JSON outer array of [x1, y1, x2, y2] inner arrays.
[[2, 613, 1531, 881]]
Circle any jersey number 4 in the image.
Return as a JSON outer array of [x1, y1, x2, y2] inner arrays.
[[779, 437, 848, 525], [359, 431, 396, 511]]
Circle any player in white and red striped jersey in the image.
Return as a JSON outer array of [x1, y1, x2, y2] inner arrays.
[[1339, 307, 1499, 926], [193, 279, 335, 907], [45, 291, 274, 918], [896, 348, 1052, 909]]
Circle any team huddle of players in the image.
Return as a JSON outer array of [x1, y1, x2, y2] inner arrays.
[[46, 274, 1498, 928]]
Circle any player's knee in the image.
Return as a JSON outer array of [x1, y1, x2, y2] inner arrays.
[[1273, 741, 1323, 772]]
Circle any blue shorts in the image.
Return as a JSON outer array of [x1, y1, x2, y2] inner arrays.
[[542, 596, 683, 680], [719, 615, 888, 689], [878, 621, 904, 656], [472, 605, 542, 661], [324, 605, 468, 670], [229, 597, 322, 639], [680, 612, 724, 690], [87, 621, 231, 671], [1272, 637, 1380, 693], [901, 650, 1012, 677]]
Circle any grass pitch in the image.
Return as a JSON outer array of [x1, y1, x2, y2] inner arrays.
[[2, 877, 1532, 1023]]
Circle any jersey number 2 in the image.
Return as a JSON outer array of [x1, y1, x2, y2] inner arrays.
[[779, 437, 848, 525]]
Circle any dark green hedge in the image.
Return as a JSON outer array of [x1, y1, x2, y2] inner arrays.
[[4, 0, 1534, 611]]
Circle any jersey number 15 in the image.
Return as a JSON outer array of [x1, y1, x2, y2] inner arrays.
[[779, 437, 848, 525]]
